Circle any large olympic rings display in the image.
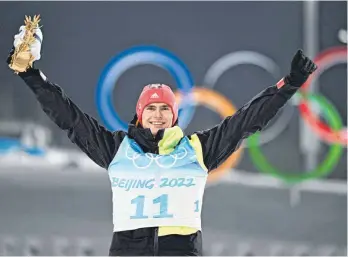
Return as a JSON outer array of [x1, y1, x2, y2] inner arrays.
[[96, 45, 346, 183], [298, 46, 347, 146]]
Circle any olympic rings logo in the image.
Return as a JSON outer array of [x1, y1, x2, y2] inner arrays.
[[125, 141, 188, 169], [96, 45, 346, 184]]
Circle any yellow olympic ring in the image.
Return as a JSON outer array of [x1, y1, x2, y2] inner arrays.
[[175, 87, 244, 182]]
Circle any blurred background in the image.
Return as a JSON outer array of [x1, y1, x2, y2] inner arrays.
[[0, 1, 347, 256]]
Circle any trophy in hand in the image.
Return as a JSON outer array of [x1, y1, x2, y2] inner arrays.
[[8, 15, 41, 74]]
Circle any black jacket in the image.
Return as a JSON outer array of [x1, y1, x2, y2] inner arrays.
[[17, 67, 299, 256]]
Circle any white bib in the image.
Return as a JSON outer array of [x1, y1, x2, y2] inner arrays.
[[108, 136, 208, 232], [110, 170, 207, 232]]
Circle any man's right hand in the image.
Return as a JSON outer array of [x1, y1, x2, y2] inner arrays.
[[7, 25, 43, 68]]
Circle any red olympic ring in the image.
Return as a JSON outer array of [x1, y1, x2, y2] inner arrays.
[[299, 46, 347, 145]]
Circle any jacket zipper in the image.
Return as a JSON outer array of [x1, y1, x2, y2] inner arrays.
[[154, 227, 159, 256]]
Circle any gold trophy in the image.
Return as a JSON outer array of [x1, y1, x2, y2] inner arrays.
[[8, 15, 41, 74]]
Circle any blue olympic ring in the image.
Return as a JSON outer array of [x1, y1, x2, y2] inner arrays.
[[96, 45, 195, 131]]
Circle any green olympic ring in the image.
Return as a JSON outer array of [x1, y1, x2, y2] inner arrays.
[[247, 93, 344, 184]]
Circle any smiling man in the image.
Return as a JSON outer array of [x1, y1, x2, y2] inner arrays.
[[7, 23, 317, 256], [136, 84, 177, 137]]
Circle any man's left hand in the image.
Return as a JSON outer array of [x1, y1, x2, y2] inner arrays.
[[286, 49, 317, 88]]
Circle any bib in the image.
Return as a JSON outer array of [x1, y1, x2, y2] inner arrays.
[[108, 136, 207, 232]]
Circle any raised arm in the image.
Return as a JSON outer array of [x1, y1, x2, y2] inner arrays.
[[194, 50, 317, 172], [6, 22, 125, 169]]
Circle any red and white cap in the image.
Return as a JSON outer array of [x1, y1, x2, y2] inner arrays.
[[136, 84, 178, 126]]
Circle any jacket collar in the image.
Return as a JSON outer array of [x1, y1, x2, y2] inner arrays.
[[127, 114, 181, 153], [127, 114, 164, 152]]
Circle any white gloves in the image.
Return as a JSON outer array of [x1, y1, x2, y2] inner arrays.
[[13, 25, 43, 61]]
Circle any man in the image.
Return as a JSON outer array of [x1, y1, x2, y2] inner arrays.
[[7, 26, 316, 256]]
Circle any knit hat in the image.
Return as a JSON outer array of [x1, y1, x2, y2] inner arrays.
[[136, 84, 178, 126]]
